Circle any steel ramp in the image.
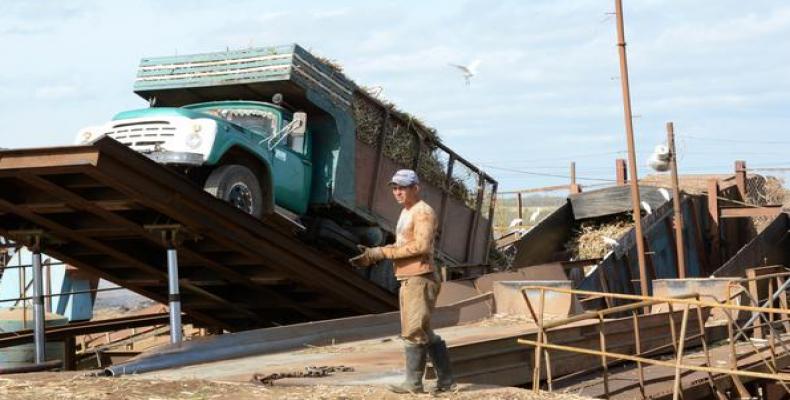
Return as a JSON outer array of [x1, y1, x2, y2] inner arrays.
[[0, 138, 396, 330]]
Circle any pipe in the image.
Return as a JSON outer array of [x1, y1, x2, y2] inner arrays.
[[106, 305, 436, 376], [167, 248, 182, 345], [0, 359, 62, 375], [32, 251, 46, 364]]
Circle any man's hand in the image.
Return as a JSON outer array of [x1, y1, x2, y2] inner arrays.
[[349, 245, 385, 268]]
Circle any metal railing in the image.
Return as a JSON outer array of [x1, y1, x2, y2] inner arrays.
[[517, 285, 790, 400]]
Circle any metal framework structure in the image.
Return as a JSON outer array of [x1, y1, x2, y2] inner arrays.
[[519, 281, 790, 399], [0, 138, 397, 333]]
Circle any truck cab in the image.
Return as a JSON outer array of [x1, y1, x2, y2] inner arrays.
[[76, 100, 311, 218]]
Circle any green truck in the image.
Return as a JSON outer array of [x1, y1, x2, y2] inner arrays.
[[76, 44, 497, 290]]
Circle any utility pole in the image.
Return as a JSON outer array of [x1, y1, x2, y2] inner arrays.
[[614, 0, 650, 298], [569, 161, 581, 194], [667, 122, 686, 278]]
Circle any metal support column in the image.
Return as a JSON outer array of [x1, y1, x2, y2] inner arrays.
[[32, 249, 46, 364], [167, 247, 182, 344]]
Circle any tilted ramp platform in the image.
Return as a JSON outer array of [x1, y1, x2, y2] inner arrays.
[[0, 138, 396, 329]]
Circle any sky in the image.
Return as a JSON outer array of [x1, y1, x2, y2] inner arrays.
[[1, 0, 789, 192]]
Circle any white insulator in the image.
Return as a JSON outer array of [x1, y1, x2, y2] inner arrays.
[[648, 155, 670, 172], [653, 144, 671, 161]]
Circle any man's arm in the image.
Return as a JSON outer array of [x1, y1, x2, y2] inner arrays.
[[381, 208, 435, 260]]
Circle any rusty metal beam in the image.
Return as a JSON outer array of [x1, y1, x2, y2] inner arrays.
[[720, 206, 783, 219], [0, 138, 397, 328], [0, 312, 191, 348], [91, 145, 394, 311]]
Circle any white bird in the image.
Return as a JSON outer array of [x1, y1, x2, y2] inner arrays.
[[641, 201, 653, 215], [529, 208, 541, 223], [658, 188, 671, 202], [449, 59, 481, 85], [508, 218, 523, 228], [602, 236, 620, 248]]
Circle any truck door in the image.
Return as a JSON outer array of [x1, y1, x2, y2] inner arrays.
[[272, 123, 311, 215]]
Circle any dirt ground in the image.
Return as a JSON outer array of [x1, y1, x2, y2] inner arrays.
[[0, 372, 591, 400]]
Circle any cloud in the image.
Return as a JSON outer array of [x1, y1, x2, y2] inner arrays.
[[34, 85, 80, 100], [0, 25, 53, 35], [311, 8, 349, 19], [655, 7, 790, 47], [553, 134, 620, 144]]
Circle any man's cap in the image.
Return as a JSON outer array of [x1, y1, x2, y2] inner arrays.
[[390, 169, 420, 187]]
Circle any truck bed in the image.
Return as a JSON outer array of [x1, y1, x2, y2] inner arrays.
[[132, 44, 497, 266], [0, 138, 396, 330]]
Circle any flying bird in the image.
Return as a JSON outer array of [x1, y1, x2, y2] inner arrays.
[[641, 201, 653, 215], [449, 59, 481, 85], [658, 188, 671, 202]]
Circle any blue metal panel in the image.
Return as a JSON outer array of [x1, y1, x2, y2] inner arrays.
[[682, 201, 702, 277], [646, 221, 676, 279]]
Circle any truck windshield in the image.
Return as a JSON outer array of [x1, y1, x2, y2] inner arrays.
[[207, 109, 277, 137]]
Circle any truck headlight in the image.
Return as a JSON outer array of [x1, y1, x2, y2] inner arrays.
[[185, 132, 202, 149], [80, 131, 93, 144]]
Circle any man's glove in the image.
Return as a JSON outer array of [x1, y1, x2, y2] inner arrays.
[[349, 245, 385, 268]]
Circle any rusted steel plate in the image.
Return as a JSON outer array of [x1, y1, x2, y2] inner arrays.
[[493, 280, 577, 318], [652, 278, 748, 323], [719, 205, 783, 218], [714, 213, 790, 277], [553, 338, 790, 399], [445, 308, 709, 387]]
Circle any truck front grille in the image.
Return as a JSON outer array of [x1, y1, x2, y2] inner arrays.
[[104, 121, 177, 151]]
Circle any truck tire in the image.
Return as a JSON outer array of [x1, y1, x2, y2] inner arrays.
[[204, 165, 264, 218]]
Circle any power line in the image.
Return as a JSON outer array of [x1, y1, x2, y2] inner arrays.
[[473, 150, 627, 164], [681, 134, 790, 145], [483, 165, 617, 182]]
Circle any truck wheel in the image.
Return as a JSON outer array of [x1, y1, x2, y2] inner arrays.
[[204, 165, 264, 218]]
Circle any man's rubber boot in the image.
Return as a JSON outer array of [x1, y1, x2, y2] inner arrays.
[[427, 336, 456, 394], [388, 342, 427, 394]]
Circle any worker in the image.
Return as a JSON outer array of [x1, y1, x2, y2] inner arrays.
[[349, 169, 455, 394]]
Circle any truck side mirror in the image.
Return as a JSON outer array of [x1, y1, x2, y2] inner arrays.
[[292, 112, 307, 136]]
